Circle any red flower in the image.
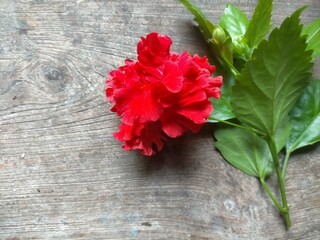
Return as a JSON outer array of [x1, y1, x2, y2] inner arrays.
[[106, 32, 222, 156]]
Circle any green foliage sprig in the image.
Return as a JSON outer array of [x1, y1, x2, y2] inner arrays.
[[179, 0, 320, 229]]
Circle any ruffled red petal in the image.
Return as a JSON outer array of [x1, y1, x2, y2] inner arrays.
[[114, 122, 166, 156], [162, 61, 184, 93], [161, 110, 201, 138], [137, 32, 172, 67]]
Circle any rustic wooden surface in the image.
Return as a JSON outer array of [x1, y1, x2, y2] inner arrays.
[[0, 0, 319, 239]]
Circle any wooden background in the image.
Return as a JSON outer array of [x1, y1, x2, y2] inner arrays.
[[0, 0, 319, 239]]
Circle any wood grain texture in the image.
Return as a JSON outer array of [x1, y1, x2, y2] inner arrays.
[[0, 0, 319, 239]]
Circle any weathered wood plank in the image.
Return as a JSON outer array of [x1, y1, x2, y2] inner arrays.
[[0, 0, 319, 239]]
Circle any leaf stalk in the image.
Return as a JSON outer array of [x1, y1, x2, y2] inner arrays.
[[260, 178, 286, 213], [266, 137, 291, 229], [208, 116, 264, 137], [282, 151, 291, 178]]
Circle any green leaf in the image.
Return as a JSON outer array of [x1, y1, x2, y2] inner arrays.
[[209, 95, 235, 122], [244, 0, 273, 49], [215, 127, 273, 179], [231, 8, 313, 137], [286, 80, 320, 152], [302, 18, 320, 59], [179, 0, 215, 41], [209, 71, 235, 122], [274, 118, 292, 152], [220, 4, 249, 41]]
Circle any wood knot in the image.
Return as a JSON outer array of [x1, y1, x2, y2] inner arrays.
[[44, 66, 65, 81]]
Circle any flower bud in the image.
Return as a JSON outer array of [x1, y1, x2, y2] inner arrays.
[[211, 26, 227, 46]]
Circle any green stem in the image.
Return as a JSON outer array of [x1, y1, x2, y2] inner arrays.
[[225, 59, 240, 76], [282, 151, 291, 178], [260, 178, 286, 213], [267, 137, 291, 229], [208, 116, 264, 137]]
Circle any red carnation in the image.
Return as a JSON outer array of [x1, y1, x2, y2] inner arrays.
[[106, 32, 222, 156]]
